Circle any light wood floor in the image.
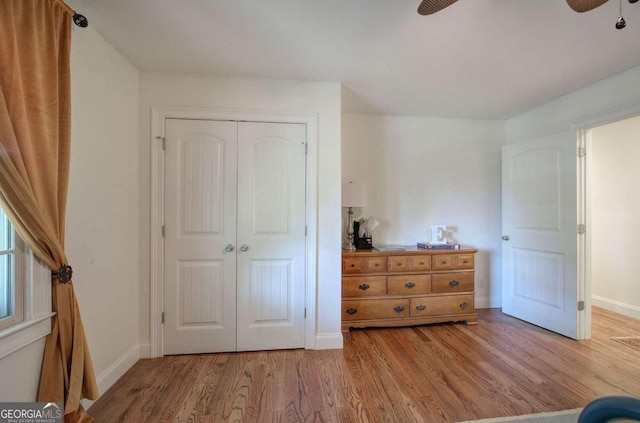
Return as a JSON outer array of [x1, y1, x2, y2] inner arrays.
[[88, 307, 640, 422]]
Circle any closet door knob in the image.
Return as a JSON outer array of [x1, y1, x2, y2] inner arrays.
[[225, 244, 234, 252], [239, 244, 249, 252]]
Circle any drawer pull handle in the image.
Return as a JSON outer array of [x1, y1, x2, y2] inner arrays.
[[350, 264, 355, 268], [346, 308, 358, 315], [441, 261, 448, 265], [462, 260, 468, 264], [359, 283, 370, 291], [415, 304, 426, 311], [374, 263, 379, 267], [396, 263, 403, 266], [393, 306, 405, 313], [419, 261, 425, 265], [405, 282, 416, 289], [449, 280, 460, 287], [460, 302, 470, 310]]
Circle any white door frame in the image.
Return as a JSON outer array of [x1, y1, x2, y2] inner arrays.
[[149, 106, 319, 357], [572, 101, 640, 340]]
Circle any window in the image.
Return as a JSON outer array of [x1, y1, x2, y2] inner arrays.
[[0, 208, 22, 330], [0, 206, 53, 359], [0, 211, 10, 319]]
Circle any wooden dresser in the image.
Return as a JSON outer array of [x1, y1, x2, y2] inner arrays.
[[342, 247, 478, 332]]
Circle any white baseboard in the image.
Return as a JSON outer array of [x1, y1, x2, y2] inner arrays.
[[82, 342, 143, 409], [138, 341, 151, 358], [314, 332, 343, 350], [592, 295, 640, 320], [475, 296, 501, 309]]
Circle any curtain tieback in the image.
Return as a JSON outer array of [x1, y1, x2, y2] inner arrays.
[[53, 265, 73, 283]]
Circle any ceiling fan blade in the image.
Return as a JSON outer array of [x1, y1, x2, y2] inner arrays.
[[565, 0, 609, 12], [417, 0, 459, 16]]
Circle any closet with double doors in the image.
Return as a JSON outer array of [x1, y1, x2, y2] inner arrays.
[[162, 119, 307, 354]]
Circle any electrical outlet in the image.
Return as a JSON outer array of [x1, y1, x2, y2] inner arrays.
[[478, 278, 485, 288]]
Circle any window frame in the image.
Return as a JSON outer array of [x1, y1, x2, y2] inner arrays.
[[0, 225, 24, 331], [0, 215, 53, 359]]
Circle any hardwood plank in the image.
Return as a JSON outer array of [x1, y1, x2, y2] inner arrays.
[[207, 352, 258, 421], [89, 307, 640, 422]]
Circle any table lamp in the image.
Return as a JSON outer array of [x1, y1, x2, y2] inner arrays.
[[342, 181, 367, 251]]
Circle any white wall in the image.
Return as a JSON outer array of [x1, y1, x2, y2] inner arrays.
[[0, 341, 45, 401], [0, 23, 141, 402], [590, 115, 640, 318], [69, 24, 141, 404], [507, 66, 640, 144], [342, 114, 504, 307], [67, 24, 141, 399], [138, 73, 343, 349]]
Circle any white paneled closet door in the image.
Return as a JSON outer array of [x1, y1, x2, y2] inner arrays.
[[163, 119, 238, 354], [236, 122, 307, 351], [163, 119, 306, 354]]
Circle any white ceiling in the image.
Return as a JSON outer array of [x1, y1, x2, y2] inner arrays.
[[71, 0, 640, 119]]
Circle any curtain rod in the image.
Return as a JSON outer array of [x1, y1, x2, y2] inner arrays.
[[56, 0, 89, 28], [72, 12, 88, 28]]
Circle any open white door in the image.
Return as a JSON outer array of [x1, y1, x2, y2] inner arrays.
[[501, 132, 580, 339]]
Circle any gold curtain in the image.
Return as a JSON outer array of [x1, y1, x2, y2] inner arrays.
[[0, 1, 98, 422]]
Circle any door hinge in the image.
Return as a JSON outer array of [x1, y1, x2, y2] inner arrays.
[[161, 311, 165, 323], [304, 308, 307, 319], [305, 143, 308, 154], [578, 224, 586, 235], [578, 301, 585, 311], [156, 136, 166, 150], [162, 225, 165, 237], [577, 147, 586, 158], [305, 225, 308, 236]]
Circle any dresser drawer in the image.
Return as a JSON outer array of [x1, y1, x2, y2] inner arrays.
[[432, 272, 474, 293], [388, 255, 431, 272], [387, 274, 431, 295], [455, 254, 474, 269], [432, 254, 474, 271], [343, 257, 387, 274], [432, 255, 456, 271], [342, 276, 387, 297], [342, 299, 410, 320], [409, 295, 474, 317]]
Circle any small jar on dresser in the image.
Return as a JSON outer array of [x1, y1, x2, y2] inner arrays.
[[341, 247, 478, 332]]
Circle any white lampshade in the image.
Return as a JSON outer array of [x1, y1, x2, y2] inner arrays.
[[342, 181, 367, 207]]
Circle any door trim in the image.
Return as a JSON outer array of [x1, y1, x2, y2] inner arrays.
[[149, 106, 319, 357], [571, 101, 640, 340], [577, 127, 589, 340]]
